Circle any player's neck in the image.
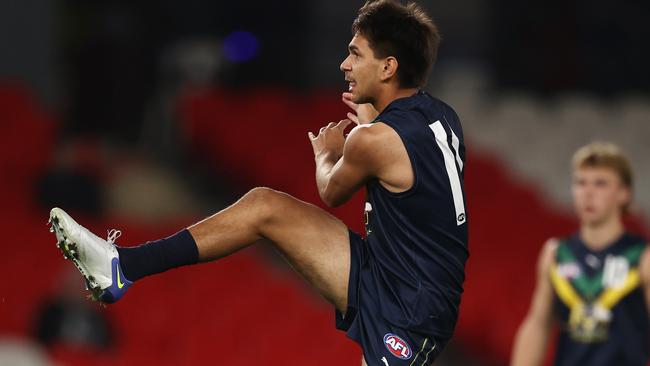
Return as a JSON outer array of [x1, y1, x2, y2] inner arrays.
[[374, 87, 418, 113], [579, 216, 624, 251]]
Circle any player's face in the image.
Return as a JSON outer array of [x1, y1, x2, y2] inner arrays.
[[572, 167, 630, 226], [340, 34, 384, 104]]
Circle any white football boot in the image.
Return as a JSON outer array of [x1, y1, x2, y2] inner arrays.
[[49, 207, 132, 303]]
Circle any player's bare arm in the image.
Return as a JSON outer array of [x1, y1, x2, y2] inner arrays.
[[511, 238, 558, 366], [309, 120, 413, 207], [640, 246, 650, 316]]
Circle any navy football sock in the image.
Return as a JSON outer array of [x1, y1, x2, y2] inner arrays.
[[116, 229, 198, 282]]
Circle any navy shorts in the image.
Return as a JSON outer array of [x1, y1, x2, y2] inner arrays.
[[335, 231, 447, 366]]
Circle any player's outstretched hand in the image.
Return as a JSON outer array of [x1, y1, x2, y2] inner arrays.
[[308, 119, 352, 161], [342, 92, 379, 125]]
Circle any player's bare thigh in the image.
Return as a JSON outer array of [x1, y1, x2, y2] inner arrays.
[[192, 187, 352, 313], [254, 188, 351, 313]]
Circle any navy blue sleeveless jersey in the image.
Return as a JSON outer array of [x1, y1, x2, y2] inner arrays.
[[363, 91, 469, 338], [551, 233, 649, 366]]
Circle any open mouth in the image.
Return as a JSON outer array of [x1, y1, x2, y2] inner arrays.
[[345, 75, 356, 92]]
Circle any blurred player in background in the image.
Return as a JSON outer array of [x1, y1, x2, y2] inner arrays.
[[511, 142, 650, 366], [48, 1, 469, 365]]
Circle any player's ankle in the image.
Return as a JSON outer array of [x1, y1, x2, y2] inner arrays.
[[116, 229, 198, 282]]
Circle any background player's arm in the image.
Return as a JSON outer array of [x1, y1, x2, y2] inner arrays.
[[511, 239, 558, 366], [639, 246, 650, 316], [309, 121, 381, 207]]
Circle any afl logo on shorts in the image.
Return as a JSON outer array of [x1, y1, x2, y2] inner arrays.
[[383, 333, 412, 360]]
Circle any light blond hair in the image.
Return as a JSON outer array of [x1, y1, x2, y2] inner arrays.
[[572, 141, 633, 212]]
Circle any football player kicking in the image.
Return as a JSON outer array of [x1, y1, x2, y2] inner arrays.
[[50, 2, 469, 365]]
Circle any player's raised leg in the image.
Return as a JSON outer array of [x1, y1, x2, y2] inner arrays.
[[50, 186, 352, 312], [188, 187, 352, 311]]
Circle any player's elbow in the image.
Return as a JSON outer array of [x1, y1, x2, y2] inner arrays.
[[320, 190, 344, 208], [319, 182, 349, 207]]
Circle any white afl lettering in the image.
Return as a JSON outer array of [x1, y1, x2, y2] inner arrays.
[[429, 121, 466, 226], [383, 333, 413, 360]]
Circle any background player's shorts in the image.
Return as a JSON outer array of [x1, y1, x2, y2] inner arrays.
[[335, 231, 448, 366]]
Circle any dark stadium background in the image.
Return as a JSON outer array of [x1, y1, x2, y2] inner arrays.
[[1, 1, 648, 365]]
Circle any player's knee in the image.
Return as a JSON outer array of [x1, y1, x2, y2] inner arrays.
[[245, 186, 281, 202], [242, 187, 285, 221]]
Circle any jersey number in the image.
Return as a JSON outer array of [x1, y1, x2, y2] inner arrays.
[[429, 121, 466, 226]]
